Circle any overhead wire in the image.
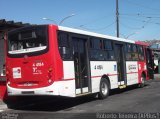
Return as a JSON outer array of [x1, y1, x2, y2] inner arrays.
[[76, 13, 114, 28], [120, 0, 160, 39], [120, 15, 160, 26], [123, 0, 160, 37], [126, 0, 160, 11], [120, 13, 160, 19], [79, 21, 116, 31], [74, 12, 116, 31], [74, 0, 160, 37]]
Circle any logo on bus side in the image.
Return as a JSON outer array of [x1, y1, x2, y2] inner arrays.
[[12, 67, 22, 79], [128, 65, 137, 70]]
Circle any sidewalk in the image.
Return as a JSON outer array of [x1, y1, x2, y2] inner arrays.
[[154, 74, 160, 80], [0, 99, 7, 112]]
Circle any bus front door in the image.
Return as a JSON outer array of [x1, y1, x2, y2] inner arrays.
[[72, 37, 91, 95], [146, 48, 154, 79], [115, 44, 126, 87]]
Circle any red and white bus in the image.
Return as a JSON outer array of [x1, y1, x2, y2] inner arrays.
[[6, 25, 154, 99]]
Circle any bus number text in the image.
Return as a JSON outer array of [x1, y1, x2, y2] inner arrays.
[[94, 65, 103, 70]]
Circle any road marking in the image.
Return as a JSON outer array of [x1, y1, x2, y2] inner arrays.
[[0, 110, 4, 112]]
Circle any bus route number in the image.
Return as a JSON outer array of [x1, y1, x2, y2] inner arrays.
[[94, 65, 103, 70], [33, 62, 44, 67], [32, 62, 44, 74]]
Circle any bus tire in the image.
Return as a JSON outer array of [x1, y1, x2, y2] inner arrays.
[[98, 78, 110, 99], [139, 74, 146, 88]]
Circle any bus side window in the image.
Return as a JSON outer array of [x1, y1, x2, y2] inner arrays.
[[58, 32, 72, 60], [103, 40, 115, 60], [138, 46, 144, 61], [132, 45, 139, 60], [89, 38, 105, 60], [126, 44, 132, 60]]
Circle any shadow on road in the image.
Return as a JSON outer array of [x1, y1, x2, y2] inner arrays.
[[5, 95, 97, 112], [5, 84, 150, 112]]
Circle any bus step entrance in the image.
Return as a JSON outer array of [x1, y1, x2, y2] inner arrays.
[[118, 85, 126, 89], [76, 92, 92, 97]]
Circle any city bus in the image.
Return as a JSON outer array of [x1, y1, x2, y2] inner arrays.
[[6, 25, 154, 99]]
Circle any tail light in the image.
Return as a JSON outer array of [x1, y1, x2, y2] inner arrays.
[[48, 67, 53, 84], [48, 67, 53, 78], [6, 67, 11, 85], [48, 67, 53, 73], [8, 81, 11, 85]]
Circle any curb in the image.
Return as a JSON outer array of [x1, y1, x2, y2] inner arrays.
[[0, 99, 7, 111], [0, 99, 5, 105], [154, 74, 160, 80]]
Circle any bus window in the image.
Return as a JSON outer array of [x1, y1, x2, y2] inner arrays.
[[58, 32, 72, 60], [132, 45, 137, 52], [90, 38, 105, 60], [127, 44, 132, 52], [91, 38, 102, 49], [103, 40, 115, 60], [8, 25, 48, 56], [103, 40, 112, 50], [138, 46, 144, 61], [126, 44, 132, 60], [132, 45, 139, 60], [90, 49, 105, 60], [108, 51, 115, 60]]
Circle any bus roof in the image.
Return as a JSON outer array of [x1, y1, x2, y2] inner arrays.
[[58, 25, 135, 44], [135, 41, 149, 46]]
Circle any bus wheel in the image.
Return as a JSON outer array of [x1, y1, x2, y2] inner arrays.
[[98, 79, 110, 99], [139, 74, 146, 88]]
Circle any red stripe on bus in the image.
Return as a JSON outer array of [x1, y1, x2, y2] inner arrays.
[[127, 72, 138, 74], [63, 78, 75, 80], [91, 74, 118, 78], [63, 72, 137, 80], [63, 74, 118, 80], [107, 74, 119, 76]]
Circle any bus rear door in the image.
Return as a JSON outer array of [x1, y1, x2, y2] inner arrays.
[[115, 43, 126, 88], [72, 37, 91, 95], [146, 48, 154, 79]]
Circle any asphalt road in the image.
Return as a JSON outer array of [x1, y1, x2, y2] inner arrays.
[[1, 79, 160, 119]]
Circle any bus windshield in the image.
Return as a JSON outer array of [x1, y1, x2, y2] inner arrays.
[[8, 25, 48, 56]]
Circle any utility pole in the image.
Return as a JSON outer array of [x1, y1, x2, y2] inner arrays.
[[116, 0, 119, 37]]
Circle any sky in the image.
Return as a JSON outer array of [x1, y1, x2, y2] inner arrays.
[[1, 0, 160, 41]]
